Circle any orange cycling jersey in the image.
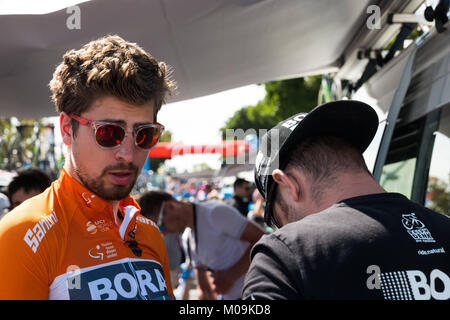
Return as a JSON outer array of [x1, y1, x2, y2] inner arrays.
[[0, 168, 174, 300]]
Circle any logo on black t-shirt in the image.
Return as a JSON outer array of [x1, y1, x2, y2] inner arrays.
[[367, 265, 450, 300], [401, 213, 435, 243], [379, 269, 449, 300]]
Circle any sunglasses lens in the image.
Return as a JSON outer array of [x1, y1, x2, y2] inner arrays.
[[96, 124, 125, 148], [135, 126, 161, 149]]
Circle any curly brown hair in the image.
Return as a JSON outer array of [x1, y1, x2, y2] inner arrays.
[[49, 35, 176, 129]]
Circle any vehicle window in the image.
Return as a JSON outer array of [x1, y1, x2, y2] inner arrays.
[[381, 158, 416, 199], [425, 106, 450, 217], [379, 117, 423, 199]]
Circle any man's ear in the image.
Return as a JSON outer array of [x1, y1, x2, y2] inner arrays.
[[60, 112, 73, 146], [165, 201, 176, 212], [272, 169, 300, 202]]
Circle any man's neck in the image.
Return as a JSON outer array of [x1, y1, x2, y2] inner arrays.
[[314, 172, 387, 213], [63, 161, 82, 186]]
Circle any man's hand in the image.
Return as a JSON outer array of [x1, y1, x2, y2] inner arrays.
[[195, 266, 218, 300], [210, 269, 236, 294]]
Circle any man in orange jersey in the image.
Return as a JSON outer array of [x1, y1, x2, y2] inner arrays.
[[0, 35, 176, 300]]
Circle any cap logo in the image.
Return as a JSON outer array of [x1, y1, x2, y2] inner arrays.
[[281, 114, 305, 131]]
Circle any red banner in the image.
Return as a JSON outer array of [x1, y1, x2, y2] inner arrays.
[[148, 140, 249, 158]]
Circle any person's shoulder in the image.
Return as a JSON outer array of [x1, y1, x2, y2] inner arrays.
[[135, 212, 157, 227], [202, 200, 240, 213], [224, 197, 236, 207], [135, 213, 161, 234], [414, 204, 450, 240], [135, 212, 168, 245], [285, 203, 357, 228], [269, 203, 371, 247], [0, 188, 54, 231], [196, 200, 221, 213], [419, 204, 450, 223], [378, 192, 450, 224], [0, 188, 64, 255], [207, 201, 247, 221]]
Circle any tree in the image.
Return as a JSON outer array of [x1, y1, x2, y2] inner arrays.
[[264, 76, 321, 120], [160, 130, 172, 143], [427, 175, 450, 217], [221, 76, 321, 137], [0, 118, 13, 169], [193, 162, 213, 172], [0, 118, 52, 171]]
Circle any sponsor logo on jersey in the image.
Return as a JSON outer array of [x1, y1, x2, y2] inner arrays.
[[136, 216, 149, 224], [136, 215, 159, 229], [401, 213, 435, 243], [367, 265, 449, 300], [417, 247, 446, 256], [24, 210, 59, 253], [86, 221, 97, 234], [66, 259, 172, 300], [379, 269, 449, 300], [88, 242, 117, 260], [81, 192, 95, 205], [86, 219, 113, 234]]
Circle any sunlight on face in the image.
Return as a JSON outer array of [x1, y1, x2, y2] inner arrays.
[[69, 96, 155, 200]]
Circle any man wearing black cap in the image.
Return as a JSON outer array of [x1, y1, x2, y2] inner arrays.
[[242, 100, 450, 300]]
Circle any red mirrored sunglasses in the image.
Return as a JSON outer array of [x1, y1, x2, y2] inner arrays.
[[69, 114, 164, 150]]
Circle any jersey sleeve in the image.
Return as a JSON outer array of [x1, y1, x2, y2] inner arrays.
[[160, 235, 175, 299], [209, 204, 248, 239], [241, 234, 304, 300], [140, 220, 175, 299], [0, 211, 51, 299]]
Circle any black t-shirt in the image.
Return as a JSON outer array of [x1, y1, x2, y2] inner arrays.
[[242, 193, 450, 300], [226, 195, 250, 217]]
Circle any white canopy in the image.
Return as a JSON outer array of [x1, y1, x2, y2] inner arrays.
[[0, 0, 377, 118]]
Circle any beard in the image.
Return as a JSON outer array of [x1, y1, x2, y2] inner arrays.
[[75, 162, 139, 201], [277, 193, 293, 223], [274, 188, 308, 224]]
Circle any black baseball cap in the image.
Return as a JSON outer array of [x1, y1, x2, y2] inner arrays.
[[254, 100, 379, 228]]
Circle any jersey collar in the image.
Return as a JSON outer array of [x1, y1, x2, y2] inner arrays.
[[56, 168, 140, 241]]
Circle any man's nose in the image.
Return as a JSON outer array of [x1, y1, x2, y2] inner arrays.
[[115, 135, 136, 162]]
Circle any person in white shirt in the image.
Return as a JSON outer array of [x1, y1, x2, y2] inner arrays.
[[138, 190, 266, 300]]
